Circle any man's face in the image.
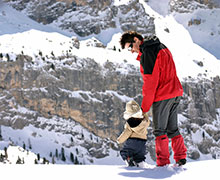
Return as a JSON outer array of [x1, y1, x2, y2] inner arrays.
[[124, 37, 140, 53]]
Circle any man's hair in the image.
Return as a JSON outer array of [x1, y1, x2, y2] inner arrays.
[[120, 31, 143, 49]]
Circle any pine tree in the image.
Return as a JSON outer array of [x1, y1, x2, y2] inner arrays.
[[0, 126, 2, 140], [61, 147, 66, 161], [6, 53, 10, 61], [28, 138, 32, 149], [70, 137, 74, 143], [74, 156, 79, 164], [52, 156, 55, 164], [0, 153, 4, 162], [70, 152, 74, 163], [50, 63, 55, 70], [4, 147, 8, 159], [16, 156, 22, 164], [51, 51, 55, 57], [55, 149, 58, 158], [37, 153, 40, 161], [202, 131, 205, 139], [43, 157, 47, 164], [76, 148, 79, 155], [23, 142, 26, 150], [39, 51, 43, 56], [81, 133, 84, 139]]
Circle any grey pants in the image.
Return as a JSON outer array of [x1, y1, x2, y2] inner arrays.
[[152, 96, 181, 138]]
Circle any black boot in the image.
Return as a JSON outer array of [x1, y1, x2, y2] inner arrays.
[[176, 159, 186, 166], [126, 157, 136, 167]]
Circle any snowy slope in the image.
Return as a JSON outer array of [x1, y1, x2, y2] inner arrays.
[[0, 1, 71, 37], [173, 8, 220, 59], [1, 159, 220, 180], [147, 0, 220, 59], [0, 142, 45, 164], [0, 123, 122, 165]]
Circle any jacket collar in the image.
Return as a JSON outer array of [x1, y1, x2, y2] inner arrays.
[[139, 36, 160, 53]]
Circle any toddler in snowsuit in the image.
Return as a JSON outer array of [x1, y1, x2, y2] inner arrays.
[[117, 100, 150, 167]]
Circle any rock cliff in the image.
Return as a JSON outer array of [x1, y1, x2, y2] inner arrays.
[[0, 51, 220, 160], [5, 0, 155, 37]]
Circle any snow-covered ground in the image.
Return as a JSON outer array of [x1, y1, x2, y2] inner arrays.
[[1, 159, 220, 180], [0, 0, 220, 173]]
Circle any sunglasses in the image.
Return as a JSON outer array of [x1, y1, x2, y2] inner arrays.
[[129, 43, 133, 49], [127, 41, 135, 50]]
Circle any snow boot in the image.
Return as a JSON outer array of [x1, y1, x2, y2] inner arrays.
[[125, 157, 136, 167], [155, 135, 170, 166], [176, 159, 186, 166], [171, 135, 187, 164]]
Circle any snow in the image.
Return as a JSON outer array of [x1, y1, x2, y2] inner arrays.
[[146, 0, 220, 59], [0, 1, 70, 37], [173, 8, 220, 59], [191, 129, 204, 144], [0, 159, 220, 180], [114, 0, 132, 6], [147, 0, 170, 16]]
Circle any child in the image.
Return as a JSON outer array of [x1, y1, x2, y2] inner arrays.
[[117, 100, 150, 168]]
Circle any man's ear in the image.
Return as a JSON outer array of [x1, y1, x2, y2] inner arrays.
[[133, 37, 138, 42]]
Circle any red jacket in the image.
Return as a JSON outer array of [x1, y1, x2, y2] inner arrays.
[[137, 37, 183, 113]]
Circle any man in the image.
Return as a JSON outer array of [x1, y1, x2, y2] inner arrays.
[[120, 31, 187, 166]]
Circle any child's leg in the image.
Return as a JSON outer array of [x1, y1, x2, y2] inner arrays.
[[132, 139, 146, 163], [120, 149, 132, 161], [120, 139, 135, 166]]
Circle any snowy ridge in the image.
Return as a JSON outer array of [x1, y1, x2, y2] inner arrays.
[[0, 27, 220, 81]]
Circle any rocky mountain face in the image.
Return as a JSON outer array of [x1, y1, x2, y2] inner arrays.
[[169, 0, 220, 13], [180, 77, 220, 159], [4, 0, 219, 38], [0, 47, 220, 161], [5, 0, 155, 37], [0, 53, 142, 140]]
